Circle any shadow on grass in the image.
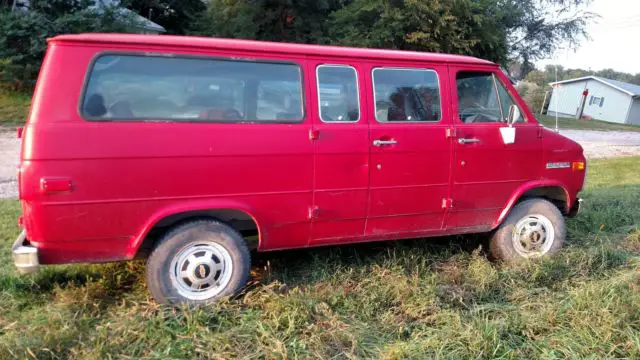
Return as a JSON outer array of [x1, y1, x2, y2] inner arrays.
[[251, 233, 487, 286]]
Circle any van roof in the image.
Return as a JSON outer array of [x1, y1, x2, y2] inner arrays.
[[50, 33, 496, 66]]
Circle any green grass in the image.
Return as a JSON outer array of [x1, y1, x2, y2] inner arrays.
[[1, 157, 640, 358], [537, 115, 640, 132], [0, 91, 30, 128]]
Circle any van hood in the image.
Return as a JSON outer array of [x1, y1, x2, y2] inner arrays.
[[540, 126, 584, 155]]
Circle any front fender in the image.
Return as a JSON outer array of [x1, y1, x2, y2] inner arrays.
[[125, 198, 263, 258], [492, 180, 571, 229]]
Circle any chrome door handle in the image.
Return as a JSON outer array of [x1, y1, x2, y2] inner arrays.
[[373, 139, 397, 147], [458, 138, 480, 144]]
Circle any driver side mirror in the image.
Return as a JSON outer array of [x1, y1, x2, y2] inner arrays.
[[507, 104, 521, 126]]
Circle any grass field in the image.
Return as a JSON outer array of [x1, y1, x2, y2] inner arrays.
[[1, 161, 640, 359], [0, 91, 30, 128], [537, 115, 640, 132]]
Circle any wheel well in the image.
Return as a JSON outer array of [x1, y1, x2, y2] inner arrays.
[[518, 186, 568, 214], [135, 209, 260, 259]]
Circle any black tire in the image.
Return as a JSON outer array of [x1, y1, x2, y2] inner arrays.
[[146, 220, 251, 305], [489, 198, 566, 262]]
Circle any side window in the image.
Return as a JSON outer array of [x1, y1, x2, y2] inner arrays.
[[495, 77, 525, 123], [456, 71, 503, 123], [373, 68, 441, 122], [317, 65, 360, 122], [81, 54, 304, 122]]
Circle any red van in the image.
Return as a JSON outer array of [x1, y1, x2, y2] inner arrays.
[[13, 34, 585, 304]]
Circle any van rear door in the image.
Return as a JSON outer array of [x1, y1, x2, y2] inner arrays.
[[307, 60, 370, 244]]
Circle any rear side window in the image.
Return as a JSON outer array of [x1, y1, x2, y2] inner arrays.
[[317, 65, 360, 122], [372, 68, 441, 122], [81, 54, 304, 122]]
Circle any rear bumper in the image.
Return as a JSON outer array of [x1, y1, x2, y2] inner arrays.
[[12, 230, 40, 274], [567, 198, 584, 218]]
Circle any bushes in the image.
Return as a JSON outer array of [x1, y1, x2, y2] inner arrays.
[[0, 6, 134, 92], [517, 82, 548, 114], [0, 90, 30, 126]]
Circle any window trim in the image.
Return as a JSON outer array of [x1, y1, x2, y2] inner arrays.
[[371, 67, 442, 124], [78, 52, 307, 124], [493, 73, 528, 124], [316, 64, 361, 123], [491, 74, 505, 122]]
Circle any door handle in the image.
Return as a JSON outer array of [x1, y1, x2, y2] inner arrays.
[[373, 139, 397, 147], [458, 138, 480, 144]]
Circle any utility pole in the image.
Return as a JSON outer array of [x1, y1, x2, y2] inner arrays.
[[555, 66, 559, 133]]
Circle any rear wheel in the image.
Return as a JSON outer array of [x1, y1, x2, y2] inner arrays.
[[489, 199, 566, 262], [146, 220, 250, 305]]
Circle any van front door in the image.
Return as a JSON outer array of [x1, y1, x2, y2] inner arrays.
[[365, 64, 453, 238], [449, 68, 542, 231]]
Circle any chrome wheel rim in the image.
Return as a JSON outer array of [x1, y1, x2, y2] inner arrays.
[[512, 214, 555, 258], [169, 242, 233, 300]]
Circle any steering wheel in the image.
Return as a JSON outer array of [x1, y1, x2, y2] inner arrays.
[[222, 109, 242, 121], [460, 107, 498, 123]]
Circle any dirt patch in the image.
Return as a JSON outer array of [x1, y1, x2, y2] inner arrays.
[[559, 130, 640, 159]]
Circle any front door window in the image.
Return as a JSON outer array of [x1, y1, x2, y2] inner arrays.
[[456, 72, 503, 123], [456, 71, 525, 124]]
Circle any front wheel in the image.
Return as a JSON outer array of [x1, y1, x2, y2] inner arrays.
[[146, 220, 251, 305], [489, 199, 566, 262]]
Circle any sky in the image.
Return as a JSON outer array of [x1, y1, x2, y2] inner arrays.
[[536, 0, 640, 74]]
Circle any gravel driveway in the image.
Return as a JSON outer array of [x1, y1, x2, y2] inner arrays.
[[1, 129, 639, 199], [0, 130, 20, 200]]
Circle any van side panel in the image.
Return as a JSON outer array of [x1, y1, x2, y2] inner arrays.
[[21, 44, 314, 264]]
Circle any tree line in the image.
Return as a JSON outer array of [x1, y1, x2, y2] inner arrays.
[[2, 0, 594, 91], [525, 65, 640, 87], [515, 65, 640, 114]]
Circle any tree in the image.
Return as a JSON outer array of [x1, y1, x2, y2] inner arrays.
[[565, 68, 591, 80], [122, 0, 206, 34], [543, 64, 565, 84], [328, 0, 505, 59], [506, 0, 595, 72], [196, 0, 348, 43], [0, 3, 135, 91], [525, 70, 546, 87], [26, 0, 94, 16], [527, 64, 640, 86], [195, 0, 594, 67]]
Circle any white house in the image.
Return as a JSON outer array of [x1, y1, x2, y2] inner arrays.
[[547, 76, 640, 125]]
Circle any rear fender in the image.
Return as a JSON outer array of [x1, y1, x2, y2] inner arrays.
[[126, 199, 263, 258]]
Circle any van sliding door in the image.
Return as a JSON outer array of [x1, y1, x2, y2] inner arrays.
[[365, 63, 453, 238]]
